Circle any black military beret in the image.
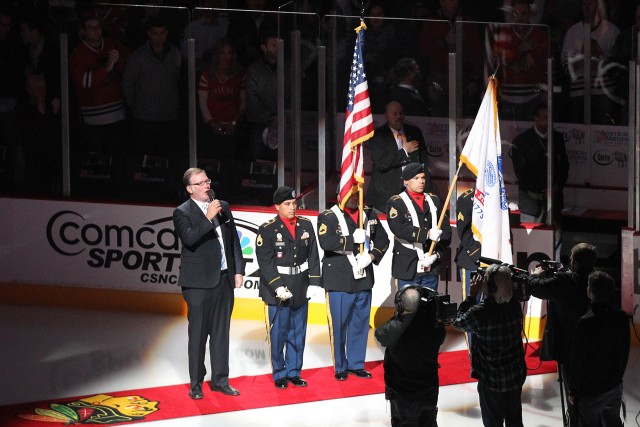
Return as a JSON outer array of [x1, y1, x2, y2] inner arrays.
[[273, 186, 296, 204], [401, 162, 424, 181]]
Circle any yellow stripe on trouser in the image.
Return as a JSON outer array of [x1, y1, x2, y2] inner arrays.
[[325, 290, 337, 370], [263, 303, 274, 373], [461, 267, 472, 353]]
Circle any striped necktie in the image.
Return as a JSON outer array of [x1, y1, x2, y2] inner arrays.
[[395, 130, 404, 149]]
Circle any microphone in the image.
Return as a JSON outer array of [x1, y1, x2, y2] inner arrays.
[[206, 189, 228, 223]]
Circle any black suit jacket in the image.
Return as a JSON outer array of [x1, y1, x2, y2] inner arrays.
[[173, 198, 245, 289], [511, 127, 569, 216], [366, 123, 431, 212], [389, 85, 428, 117]]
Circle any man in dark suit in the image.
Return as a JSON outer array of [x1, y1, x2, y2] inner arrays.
[[511, 103, 569, 224], [317, 191, 389, 381], [388, 57, 428, 116], [387, 163, 451, 292], [569, 271, 630, 427], [173, 167, 245, 400], [255, 186, 321, 389], [366, 100, 431, 213]]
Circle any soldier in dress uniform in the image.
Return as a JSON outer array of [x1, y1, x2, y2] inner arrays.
[[387, 162, 452, 291], [317, 190, 389, 381], [255, 186, 321, 389], [455, 186, 481, 297], [454, 185, 481, 350]]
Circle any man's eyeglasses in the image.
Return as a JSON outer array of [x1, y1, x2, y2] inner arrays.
[[190, 179, 211, 187]]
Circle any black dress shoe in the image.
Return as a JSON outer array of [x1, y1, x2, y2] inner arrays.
[[274, 378, 288, 389], [334, 371, 348, 381], [287, 376, 308, 387], [211, 384, 240, 396], [347, 369, 372, 378], [189, 382, 203, 400]]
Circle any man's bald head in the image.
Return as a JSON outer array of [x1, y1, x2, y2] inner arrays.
[[384, 101, 405, 131]]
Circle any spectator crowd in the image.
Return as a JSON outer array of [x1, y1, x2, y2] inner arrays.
[[0, 0, 637, 202]]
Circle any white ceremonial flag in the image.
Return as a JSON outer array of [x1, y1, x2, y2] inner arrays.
[[459, 77, 512, 264]]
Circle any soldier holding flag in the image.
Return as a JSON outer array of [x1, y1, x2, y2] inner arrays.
[[323, 14, 386, 381], [387, 163, 452, 291], [318, 191, 388, 381]]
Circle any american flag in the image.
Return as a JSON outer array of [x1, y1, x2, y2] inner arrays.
[[338, 20, 374, 209]]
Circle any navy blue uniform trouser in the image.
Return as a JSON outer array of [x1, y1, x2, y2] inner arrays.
[[267, 302, 308, 381], [327, 290, 371, 373]]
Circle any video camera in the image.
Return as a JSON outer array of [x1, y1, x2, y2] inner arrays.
[[417, 287, 458, 327], [538, 259, 566, 275], [476, 256, 530, 301]]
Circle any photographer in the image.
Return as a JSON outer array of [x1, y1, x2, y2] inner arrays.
[[528, 243, 595, 425], [569, 271, 630, 427], [375, 286, 446, 427], [453, 264, 526, 427]]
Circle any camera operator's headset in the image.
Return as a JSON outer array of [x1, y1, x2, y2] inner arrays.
[[394, 285, 420, 316], [483, 265, 501, 299], [394, 285, 437, 317], [485, 265, 499, 295]]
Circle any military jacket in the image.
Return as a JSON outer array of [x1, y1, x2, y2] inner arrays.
[[454, 188, 481, 271], [255, 216, 321, 307], [317, 206, 389, 292], [386, 191, 452, 280]]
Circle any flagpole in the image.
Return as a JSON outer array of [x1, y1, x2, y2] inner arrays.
[[357, 13, 364, 256], [358, 1, 365, 256], [448, 76, 512, 263], [427, 75, 502, 256], [338, 7, 374, 257], [491, 65, 500, 79], [359, 185, 364, 255], [427, 162, 463, 256]]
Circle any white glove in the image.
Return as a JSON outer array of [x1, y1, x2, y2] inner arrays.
[[422, 254, 438, 268], [428, 228, 442, 242], [275, 286, 293, 301], [355, 253, 373, 269], [352, 228, 366, 244], [306, 285, 321, 300]]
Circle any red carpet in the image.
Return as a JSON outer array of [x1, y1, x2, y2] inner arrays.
[[0, 342, 555, 426]]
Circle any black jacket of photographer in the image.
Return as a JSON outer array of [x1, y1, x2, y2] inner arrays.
[[528, 270, 590, 362], [375, 305, 446, 398]]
